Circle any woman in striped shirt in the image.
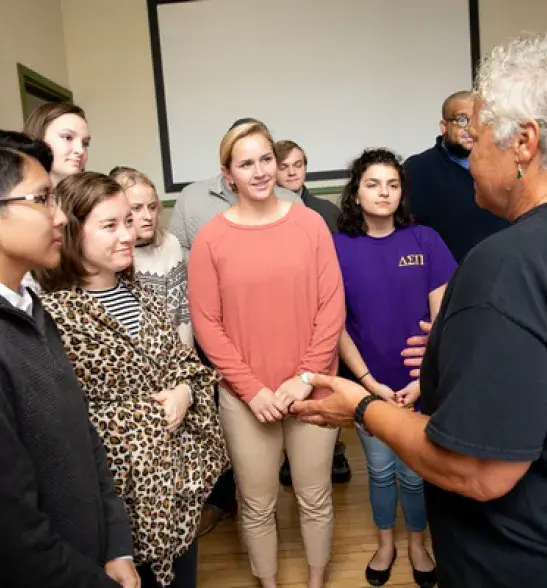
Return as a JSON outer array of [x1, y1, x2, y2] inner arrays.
[[36, 172, 229, 588], [109, 166, 192, 347]]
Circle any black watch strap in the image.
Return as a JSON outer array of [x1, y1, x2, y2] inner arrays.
[[354, 395, 384, 435]]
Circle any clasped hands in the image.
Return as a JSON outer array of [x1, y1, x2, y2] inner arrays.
[[368, 379, 420, 409], [248, 376, 313, 423], [153, 383, 192, 432]]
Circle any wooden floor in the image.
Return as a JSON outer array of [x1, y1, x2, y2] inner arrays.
[[198, 430, 431, 587]]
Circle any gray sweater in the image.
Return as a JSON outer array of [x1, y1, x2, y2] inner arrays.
[[0, 292, 132, 587], [168, 174, 303, 252]]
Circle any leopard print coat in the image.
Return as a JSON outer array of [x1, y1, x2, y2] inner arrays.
[[42, 279, 229, 586]]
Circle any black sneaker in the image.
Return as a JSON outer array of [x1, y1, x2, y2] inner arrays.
[[279, 456, 292, 486], [332, 452, 352, 483]]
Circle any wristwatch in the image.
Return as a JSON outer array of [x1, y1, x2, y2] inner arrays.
[[354, 395, 384, 436]]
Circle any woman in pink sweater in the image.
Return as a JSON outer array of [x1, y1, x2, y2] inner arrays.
[[188, 121, 345, 588]]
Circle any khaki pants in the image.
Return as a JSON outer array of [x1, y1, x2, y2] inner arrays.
[[219, 388, 338, 579]]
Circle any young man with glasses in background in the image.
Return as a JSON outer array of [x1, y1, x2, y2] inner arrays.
[[404, 90, 509, 262]]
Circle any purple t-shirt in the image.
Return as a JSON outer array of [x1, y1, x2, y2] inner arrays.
[[334, 225, 456, 391]]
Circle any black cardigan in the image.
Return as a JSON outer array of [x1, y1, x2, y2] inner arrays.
[[301, 186, 340, 234], [0, 292, 132, 587]]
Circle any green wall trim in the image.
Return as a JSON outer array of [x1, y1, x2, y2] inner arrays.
[[17, 63, 73, 120], [308, 185, 344, 196]]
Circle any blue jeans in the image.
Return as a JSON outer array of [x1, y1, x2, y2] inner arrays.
[[357, 431, 427, 532]]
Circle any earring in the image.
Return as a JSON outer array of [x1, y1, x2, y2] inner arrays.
[[517, 163, 523, 179]]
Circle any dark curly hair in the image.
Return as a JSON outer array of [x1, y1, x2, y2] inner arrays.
[[337, 148, 413, 235]]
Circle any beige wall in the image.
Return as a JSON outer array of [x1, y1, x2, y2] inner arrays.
[[61, 0, 166, 196], [61, 0, 547, 202], [1, 0, 546, 202], [0, 0, 69, 130], [479, 0, 547, 55]]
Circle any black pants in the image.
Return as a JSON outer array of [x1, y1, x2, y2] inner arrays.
[[195, 339, 238, 514], [138, 539, 198, 588]]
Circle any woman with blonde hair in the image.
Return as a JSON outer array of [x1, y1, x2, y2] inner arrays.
[[110, 166, 191, 346], [188, 121, 345, 588], [37, 171, 228, 588]]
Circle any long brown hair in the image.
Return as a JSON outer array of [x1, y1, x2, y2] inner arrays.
[[35, 171, 133, 292], [23, 102, 87, 140]]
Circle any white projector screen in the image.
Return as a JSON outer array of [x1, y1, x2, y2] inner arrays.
[[148, 0, 476, 192]]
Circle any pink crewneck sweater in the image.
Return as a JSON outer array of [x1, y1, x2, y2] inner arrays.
[[188, 204, 345, 403]]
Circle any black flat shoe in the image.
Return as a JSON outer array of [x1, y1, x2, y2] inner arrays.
[[365, 547, 397, 587], [409, 550, 437, 588]]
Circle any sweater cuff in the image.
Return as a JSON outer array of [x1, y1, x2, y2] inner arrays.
[[105, 521, 133, 563], [238, 382, 265, 404]]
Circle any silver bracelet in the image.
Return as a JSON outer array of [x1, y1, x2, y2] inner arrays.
[[185, 382, 194, 406]]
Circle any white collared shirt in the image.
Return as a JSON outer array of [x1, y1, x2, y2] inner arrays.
[[0, 281, 34, 316]]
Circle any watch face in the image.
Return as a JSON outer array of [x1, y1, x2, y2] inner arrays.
[[300, 372, 313, 384]]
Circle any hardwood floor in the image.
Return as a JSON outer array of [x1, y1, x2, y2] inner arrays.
[[197, 430, 431, 587]]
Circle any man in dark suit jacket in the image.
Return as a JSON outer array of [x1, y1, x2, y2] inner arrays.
[[404, 90, 509, 262], [0, 131, 137, 588], [274, 139, 350, 486]]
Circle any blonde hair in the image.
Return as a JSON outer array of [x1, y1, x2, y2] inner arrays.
[[219, 121, 276, 171], [109, 166, 165, 246]]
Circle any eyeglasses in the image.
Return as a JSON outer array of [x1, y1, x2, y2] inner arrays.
[[446, 115, 470, 128], [0, 193, 59, 211]]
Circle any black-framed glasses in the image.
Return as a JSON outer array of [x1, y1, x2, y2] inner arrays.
[[446, 115, 470, 128], [0, 193, 58, 211]]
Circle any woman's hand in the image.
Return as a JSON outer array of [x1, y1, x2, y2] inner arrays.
[[362, 375, 398, 406], [153, 384, 192, 431], [274, 376, 313, 412], [394, 380, 420, 408], [248, 388, 285, 423], [370, 382, 398, 405]]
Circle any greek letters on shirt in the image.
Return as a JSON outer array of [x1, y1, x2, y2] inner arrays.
[[398, 253, 424, 267]]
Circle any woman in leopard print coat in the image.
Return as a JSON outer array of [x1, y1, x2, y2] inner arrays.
[[37, 172, 229, 588]]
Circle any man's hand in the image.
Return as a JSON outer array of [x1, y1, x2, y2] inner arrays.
[[274, 376, 313, 412], [105, 558, 140, 588], [395, 380, 420, 408], [153, 384, 191, 431], [401, 321, 432, 378], [248, 387, 285, 423], [290, 373, 368, 428]]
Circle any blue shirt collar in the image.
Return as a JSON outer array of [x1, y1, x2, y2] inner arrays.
[[442, 140, 470, 170]]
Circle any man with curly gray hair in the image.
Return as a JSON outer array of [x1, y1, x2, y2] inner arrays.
[[290, 33, 547, 588]]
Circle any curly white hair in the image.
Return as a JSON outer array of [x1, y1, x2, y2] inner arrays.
[[475, 33, 547, 169]]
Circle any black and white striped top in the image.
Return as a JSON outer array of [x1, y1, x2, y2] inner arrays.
[[88, 282, 141, 338]]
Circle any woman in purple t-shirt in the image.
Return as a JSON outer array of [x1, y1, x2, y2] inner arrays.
[[334, 149, 456, 587]]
